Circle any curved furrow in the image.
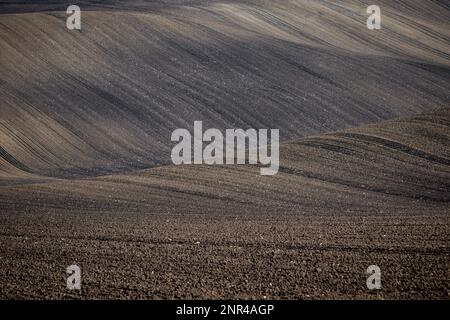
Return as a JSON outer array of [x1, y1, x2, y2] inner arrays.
[[1, 1, 450, 178]]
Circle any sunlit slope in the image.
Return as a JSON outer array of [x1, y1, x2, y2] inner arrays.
[[1, 1, 449, 178]]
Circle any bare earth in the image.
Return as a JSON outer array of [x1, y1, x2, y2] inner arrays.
[[0, 1, 449, 299]]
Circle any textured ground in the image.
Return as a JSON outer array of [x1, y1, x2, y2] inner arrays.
[[0, 0, 449, 299], [1, 0, 450, 177]]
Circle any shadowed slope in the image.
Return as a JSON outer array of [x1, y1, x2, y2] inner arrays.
[[2, 108, 449, 214], [1, 0, 449, 178]]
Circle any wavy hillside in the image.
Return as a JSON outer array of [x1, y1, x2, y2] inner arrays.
[[0, 0, 449, 300], [2, 108, 450, 213], [1, 0, 449, 178], [1, 109, 449, 299]]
